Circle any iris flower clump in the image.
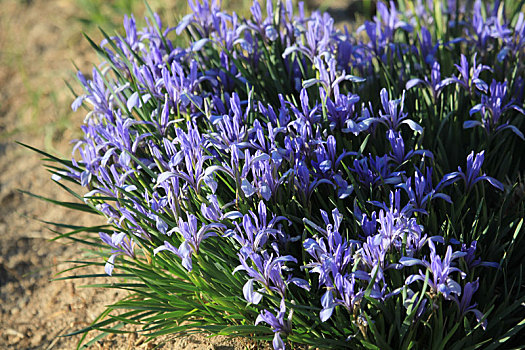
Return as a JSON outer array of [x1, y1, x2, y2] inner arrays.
[[34, 0, 525, 348]]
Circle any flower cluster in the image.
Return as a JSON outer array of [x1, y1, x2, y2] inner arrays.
[[49, 0, 525, 348]]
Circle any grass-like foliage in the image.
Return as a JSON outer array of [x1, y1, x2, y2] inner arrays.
[[32, 0, 525, 348]]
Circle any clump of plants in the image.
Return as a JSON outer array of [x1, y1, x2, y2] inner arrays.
[[34, 0, 525, 348]]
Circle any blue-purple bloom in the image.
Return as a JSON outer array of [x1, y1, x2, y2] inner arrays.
[[370, 89, 423, 133], [459, 240, 499, 270], [466, 0, 511, 51], [452, 279, 487, 330], [153, 214, 225, 271], [303, 209, 367, 321], [441, 54, 491, 94], [440, 151, 504, 192], [387, 130, 433, 165], [352, 154, 404, 188], [397, 168, 451, 214], [99, 231, 135, 276], [255, 298, 291, 350], [467, 80, 525, 139], [357, 1, 412, 59], [400, 240, 466, 300], [406, 61, 450, 99]]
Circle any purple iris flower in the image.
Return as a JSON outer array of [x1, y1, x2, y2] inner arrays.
[[250, 156, 288, 201], [175, 214, 226, 253], [304, 236, 358, 292], [325, 90, 361, 131], [232, 201, 289, 257], [439, 151, 504, 192], [361, 211, 378, 237], [357, 235, 389, 283], [303, 208, 368, 321], [375, 1, 413, 37], [201, 194, 223, 221], [234, 251, 301, 299], [360, 195, 426, 258], [160, 59, 207, 112], [441, 54, 491, 94], [321, 84, 372, 136], [100, 13, 176, 73], [234, 150, 278, 200], [387, 130, 433, 165], [406, 61, 451, 99], [304, 209, 356, 270], [176, 0, 222, 37], [335, 36, 355, 71], [397, 168, 452, 214], [230, 202, 306, 302], [71, 68, 118, 117], [282, 11, 334, 61], [502, 12, 525, 57], [206, 7, 241, 52], [417, 26, 438, 65], [352, 154, 404, 188], [154, 214, 225, 271], [469, 0, 495, 50], [358, 21, 387, 59], [460, 240, 499, 270], [108, 203, 149, 240], [370, 89, 423, 133], [257, 98, 290, 129], [466, 0, 512, 51], [293, 160, 336, 205], [155, 122, 225, 194], [466, 80, 525, 139], [357, 1, 412, 58], [211, 92, 250, 149], [305, 57, 366, 99], [153, 240, 193, 271], [319, 273, 365, 322], [123, 15, 139, 51], [100, 15, 140, 67], [288, 88, 321, 126], [214, 51, 239, 93], [311, 135, 355, 178], [400, 240, 466, 300], [249, 119, 284, 158], [452, 279, 487, 330], [245, 0, 282, 45], [99, 231, 135, 276], [255, 298, 291, 350]]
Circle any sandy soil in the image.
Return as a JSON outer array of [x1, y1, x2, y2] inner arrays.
[[0, 0, 262, 348]]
